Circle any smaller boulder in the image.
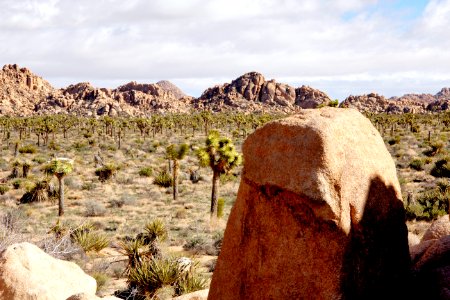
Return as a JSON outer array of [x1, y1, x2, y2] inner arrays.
[[0, 242, 96, 300], [422, 215, 450, 242]]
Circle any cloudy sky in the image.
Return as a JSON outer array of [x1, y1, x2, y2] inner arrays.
[[1, 0, 450, 100]]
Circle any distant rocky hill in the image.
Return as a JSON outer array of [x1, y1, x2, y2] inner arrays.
[[0, 64, 192, 117], [193, 72, 331, 113], [340, 88, 450, 114], [0, 64, 449, 116]]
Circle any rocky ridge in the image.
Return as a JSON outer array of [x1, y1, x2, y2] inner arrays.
[[1, 64, 450, 116], [341, 88, 450, 114]]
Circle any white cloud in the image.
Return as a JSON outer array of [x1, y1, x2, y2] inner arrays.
[[0, 0, 449, 100]]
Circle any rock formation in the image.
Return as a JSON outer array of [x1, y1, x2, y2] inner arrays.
[[0, 242, 97, 299], [410, 233, 450, 299], [208, 108, 410, 299], [156, 80, 187, 99], [0, 64, 54, 116], [0, 64, 192, 117], [194, 72, 331, 112], [340, 88, 450, 114]]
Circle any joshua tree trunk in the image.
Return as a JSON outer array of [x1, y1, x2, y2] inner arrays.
[[210, 170, 220, 218], [172, 160, 179, 201], [57, 175, 65, 216]]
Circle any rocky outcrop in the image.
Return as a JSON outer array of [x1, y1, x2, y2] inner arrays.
[[172, 289, 208, 300], [0, 64, 54, 116], [411, 233, 450, 299], [0, 64, 191, 117], [208, 108, 410, 299], [194, 72, 330, 112], [422, 215, 450, 242], [0, 242, 97, 299], [341, 88, 450, 114]]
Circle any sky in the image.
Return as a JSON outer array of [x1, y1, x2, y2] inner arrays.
[[1, 0, 450, 100]]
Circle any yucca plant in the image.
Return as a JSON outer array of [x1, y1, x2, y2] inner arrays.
[[197, 130, 242, 218], [70, 223, 109, 253], [142, 219, 168, 245], [165, 143, 189, 201], [22, 161, 32, 178], [43, 158, 74, 216], [19, 179, 49, 204], [127, 257, 182, 296], [119, 238, 154, 275]]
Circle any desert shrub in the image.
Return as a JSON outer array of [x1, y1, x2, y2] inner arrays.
[[409, 158, 424, 171], [0, 209, 25, 251], [12, 179, 21, 189], [81, 182, 96, 191], [64, 177, 81, 189], [48, 140, 60, 151], [387, 136, 400, 145], [424, 141, 444, 157], [175, 209, 187, 219], [19, 179, 49, 204], [92, 272, 109, 292], [127, 257, 182, 295], [138, 167, 153, 177], [32, 156, 47, 164], [73, 140, 88, 151], [406, 188, 449, 221], [0, 185, 9, 195], [71, 223, 109, 252], [85, 200, 107, 217], [430, 157, 450, 178], [18, 144, 37, 154], [217, 198, 225, 218], [153, 170, 173, 188], [175, 272, 208, 296], [110, 193, 137, 208], [95, 164, 117, 182]]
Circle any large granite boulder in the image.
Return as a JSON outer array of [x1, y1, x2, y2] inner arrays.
[[208, 108, 410, 299]]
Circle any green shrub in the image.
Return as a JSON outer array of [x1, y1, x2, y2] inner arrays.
[[48, 140, 60, 151], [175, 273, 208, 296], [73, 140, 88, 151], [127, 257, 182, 295], [430, 157, 450, 178], [32, 156, 47, 164], [153, 170, 173, 188], [406, 188, 449, 221], [18, 144, 37, 154], [0, 185, 9, 195], [81, 182, 95, 191], [95, 164, 117, 182], [138, 167, 153, 177], [85, 200, 107, 217], [71, 224, 109, 252], [12, 179, 21, 189], [409, 158, 424, 171], [19, 180, 49, 204]]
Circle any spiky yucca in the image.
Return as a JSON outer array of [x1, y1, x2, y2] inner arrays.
[[197, 130, 242, 218]]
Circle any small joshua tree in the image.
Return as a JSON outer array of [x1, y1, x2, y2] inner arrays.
[[166, 144, 189, 201], [197, 131, 242, 219], [43, 158, 74, 216]]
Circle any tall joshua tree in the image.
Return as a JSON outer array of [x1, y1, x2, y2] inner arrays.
[[44, 158, 74, 216], [166, 143, 189, 201], [197, 130, 242, 218]]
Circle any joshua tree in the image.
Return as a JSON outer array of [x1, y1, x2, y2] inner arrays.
[[43, 158, 74, 216], [197, 130, 242, 218], [166, 143, 189, 201], [22, 161, 31, 178]]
